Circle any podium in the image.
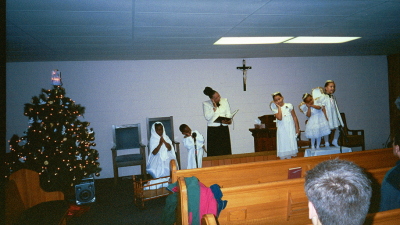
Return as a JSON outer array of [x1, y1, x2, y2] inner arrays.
[[249, 115, 277, 152]]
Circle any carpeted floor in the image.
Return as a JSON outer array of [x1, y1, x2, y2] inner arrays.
[[66, 177, 167, 225]]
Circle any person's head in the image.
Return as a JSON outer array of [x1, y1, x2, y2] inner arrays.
[[392, 127, 400, 158], [154, 123, 164, 137], [305, 159, 372, 225], [272, 92, 284, 106], [302, 93, 314, 105], [324, 80, 336, 95], [179, 124, 191, 137], [203, 87, 221, 105]]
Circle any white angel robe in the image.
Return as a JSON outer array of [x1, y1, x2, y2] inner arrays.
[[299, 102, 331, 139], [182, 130, 205, 169], [271, 103, 298, 159], [320, 94, 344, 129], [146, 122, 177, 189]]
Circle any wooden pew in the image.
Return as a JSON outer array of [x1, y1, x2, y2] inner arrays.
[[172, 148, 396, 188], [334, 148, 397, 170], [202, 150, 278, 167], [201, 214, 218, 225], [202, 150, 307, 167], [364, 208, 400, 225], [201, 208, 400, 225], [177, 166, 392, 225]]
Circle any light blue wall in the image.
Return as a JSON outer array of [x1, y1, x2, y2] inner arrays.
[[6, 56, 389, 179]]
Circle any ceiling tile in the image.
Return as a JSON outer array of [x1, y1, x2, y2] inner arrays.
[[255, 0, 380, 16], [6, 0, 400, 62], [134, 12, 248, 27], [7, 0, 132, 11], [7, 11, 132, 26], [134, 0, 266, 14]]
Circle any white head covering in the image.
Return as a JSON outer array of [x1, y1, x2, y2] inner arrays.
[[149, 122, 174, 161]]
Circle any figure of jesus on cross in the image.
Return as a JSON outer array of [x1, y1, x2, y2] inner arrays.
[[237, 59, 252, 91]]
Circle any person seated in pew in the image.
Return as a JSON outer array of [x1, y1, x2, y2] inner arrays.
[[146, 122, 178, 189], [380, 128, 400, 211], [179, 124, 207, 169], [304, 159, 372, 225]]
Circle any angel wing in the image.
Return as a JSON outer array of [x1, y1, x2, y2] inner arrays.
[[311, 87, 324, 99], [298, 102, 307, 114], [270, 100, 278, 112]]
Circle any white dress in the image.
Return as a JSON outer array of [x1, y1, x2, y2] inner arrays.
[[182, 130, 205, 169], [146, 122, 177, 189], [271, 103, 298, 159], [320, 94, 344, 129], [299, 103, 331, 139]]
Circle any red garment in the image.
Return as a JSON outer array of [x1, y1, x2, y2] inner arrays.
[[198, 181, 218, 224]]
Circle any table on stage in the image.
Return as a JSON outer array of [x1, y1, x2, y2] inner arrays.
[[304, 146, 352, 157]]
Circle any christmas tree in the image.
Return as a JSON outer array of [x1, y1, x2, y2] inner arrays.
[[5, 71, 101, 192]]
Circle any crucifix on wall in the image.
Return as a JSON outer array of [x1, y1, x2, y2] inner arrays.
[[237, 59, 252, 91]]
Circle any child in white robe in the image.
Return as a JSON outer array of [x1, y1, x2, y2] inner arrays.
[[299, 93, 331, 149], [271, 92, 300, 159], [146, 122, 177, 189], [179, 124, 206, 169], [320, 80, 344, 147]]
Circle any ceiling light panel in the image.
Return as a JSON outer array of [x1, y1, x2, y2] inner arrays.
[[284, 36, 361, 43], [214, 37, 294, 45]]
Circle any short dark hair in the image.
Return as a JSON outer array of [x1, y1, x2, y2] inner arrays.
[[305, 159, 372, 225], [179, 124, 188, 132]]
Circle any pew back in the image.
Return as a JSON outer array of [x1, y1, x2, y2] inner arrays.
[[202, 208, 400, 225], [364, 208, 400, 225], [202, 149, 307, 167], [172, 148, 396, 188], [177, 166, 391, 225], [217, 179, 308, 224], [202, 151, 278, 167], [335, 148, 397, 170], [201, 214, 218, 225]]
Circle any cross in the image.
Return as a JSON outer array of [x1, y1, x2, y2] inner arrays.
[[237, 59, 252, 91]]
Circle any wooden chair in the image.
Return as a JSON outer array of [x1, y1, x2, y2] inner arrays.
[[146, 116, 181, 168], [338, 112, 365, 150], [111, 123, 146, 185], [6, 169, 68, 225], [297, 130, 311, 150]]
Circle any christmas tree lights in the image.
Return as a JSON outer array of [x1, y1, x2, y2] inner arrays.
[[5, 72, 101, 191]]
